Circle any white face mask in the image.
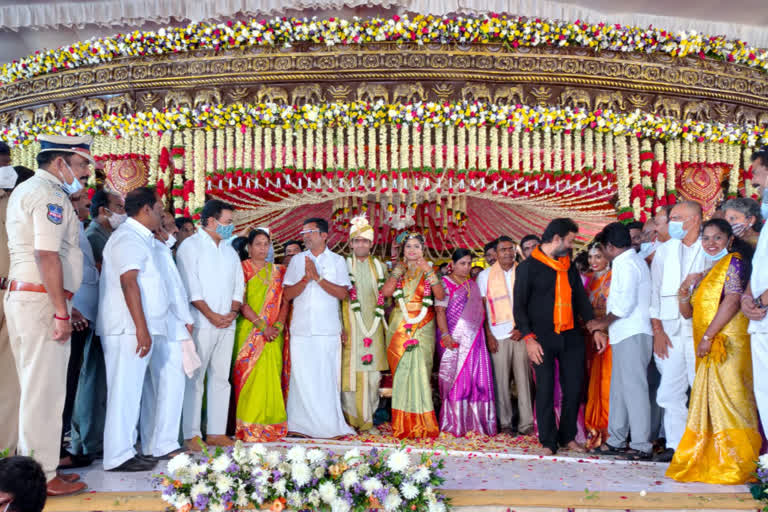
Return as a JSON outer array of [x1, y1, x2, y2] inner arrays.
[[165, 234, 177, 249], [107, 210, 127, 229]]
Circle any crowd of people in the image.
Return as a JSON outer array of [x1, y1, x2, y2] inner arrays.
[[2, 135, 768, 497]]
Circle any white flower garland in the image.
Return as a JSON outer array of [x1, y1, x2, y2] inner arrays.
[[347, 257, 387, 339]]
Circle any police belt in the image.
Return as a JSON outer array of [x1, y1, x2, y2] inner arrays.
[[8, 280, 74, 300]]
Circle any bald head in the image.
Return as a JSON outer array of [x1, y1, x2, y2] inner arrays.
[[673, 201, 703, 220], [670, 201, 703, 243]]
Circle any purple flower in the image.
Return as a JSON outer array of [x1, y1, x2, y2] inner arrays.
[[193, 495, 209, 509], [374, 488, 388, 503], [272, 470, 282, 480], [226, 463, 239, 473], [162, 484, 175, 496], [221, 491, 234, 504]]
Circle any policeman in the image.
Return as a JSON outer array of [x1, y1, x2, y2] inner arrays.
[[5, 135, 93, 496]]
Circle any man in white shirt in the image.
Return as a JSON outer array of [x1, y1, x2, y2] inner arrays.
[[283, 217, 354, 438], [649, 201, 707, 462], [139, 225, 194, 459], [741, 147, 768, 434], [477, 236, 532, 435], [176, 199, 244, 450], [97, 187, 166, 472], [591, 223, 654, 459]]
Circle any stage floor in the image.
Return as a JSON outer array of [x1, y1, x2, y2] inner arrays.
[[62, 429, 747, 495]]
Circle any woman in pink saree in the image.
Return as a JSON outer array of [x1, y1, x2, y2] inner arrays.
[[435, 249, 497, 437]]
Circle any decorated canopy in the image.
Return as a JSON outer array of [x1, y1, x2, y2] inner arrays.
[[1, 12, 767, 255]]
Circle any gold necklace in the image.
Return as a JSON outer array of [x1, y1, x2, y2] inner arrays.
[[451, 275, 471, 301], [251, 261, 271, 287]]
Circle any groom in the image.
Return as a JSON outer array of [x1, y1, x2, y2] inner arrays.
[[341, 216, 388, 434]]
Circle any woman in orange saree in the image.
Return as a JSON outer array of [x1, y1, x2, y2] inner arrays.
[[584, 243, 612, 451], [382, 233, 445, 439], [232, 229, 289, 442], [667, 219, 760, 484]]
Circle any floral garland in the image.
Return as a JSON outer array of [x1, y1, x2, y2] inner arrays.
[[393, 273, 434, 326], [4, 14, 768, 85], [158, 442, 450, 512], [6, 102, 766, 150], [347, 257, 387, 343]]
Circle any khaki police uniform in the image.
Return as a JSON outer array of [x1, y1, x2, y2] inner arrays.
[[0, 189, 19, 453], [5, 170, 83, 481]]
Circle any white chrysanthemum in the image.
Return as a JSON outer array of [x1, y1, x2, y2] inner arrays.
[[172, 496, 191, 509], [265, 450, 281, 467], [314, 466, 326, 479], [209, 503, 225, 512], [191, 462, 207, 476], [286, 445, 307, 462], [291, 462, 312, 487], [384, 490, 402, 511], [357, 463, 371, 476], [278, 462, 291, 474], [308, 489, 321, 507], [401, 482, 419, 500], [341, 469, 359, 489], [760, 453, 768, 468], [190, 482, 210, 500], [307, 448, 326, 464], [386, 450, 410, 473], [319, 481, 338, 503], [231, 443, 248, 464], [274, 478, 287, 495], [412, 466, 431, 484], [235, 486, 249, 507], [424, 486, 435, 501], [287, 492, 303, 508], [167, 452, 192, 475], [248, 443, 267, 463], [343, 448, 361, 462], [428, 501, 447, 512], [215, 474, 234, 493], [331, 497, 351, 512], [362, 477, 383, 495], [211, 454, 231, 473]]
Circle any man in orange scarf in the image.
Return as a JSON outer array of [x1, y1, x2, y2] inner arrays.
[[513, 218, 606, 455]]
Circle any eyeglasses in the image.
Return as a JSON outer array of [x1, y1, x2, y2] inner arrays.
[[300, 229, 321, 236]]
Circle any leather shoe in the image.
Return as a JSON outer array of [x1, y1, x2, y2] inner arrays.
[[652, 448, 675, 463], [184, 436, 205, 452], [57, 473, 81, 483], [107, 456, 157, 472], [47, 476, 87, 496]]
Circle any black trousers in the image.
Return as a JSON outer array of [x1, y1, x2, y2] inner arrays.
[[531, 330, 585, 453]]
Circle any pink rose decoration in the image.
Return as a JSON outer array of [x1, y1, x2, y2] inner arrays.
[[363, 337, 373, 348], [361, 354, 373, 365]]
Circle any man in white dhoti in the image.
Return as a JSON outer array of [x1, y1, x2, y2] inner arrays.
[[741, 147, 768, 434], [284, 217, 354, 439], [139, 225, 195, 459], [649, 201, 707, 462], [97, 187, 167, 472], [176, 199, 244, 450]]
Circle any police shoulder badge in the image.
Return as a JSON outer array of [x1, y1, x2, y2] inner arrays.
[[47, 203, 64, 225]]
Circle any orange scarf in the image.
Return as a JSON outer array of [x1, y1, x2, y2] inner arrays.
[[531, 246, 573, 334], [487, 261, 515, 326]]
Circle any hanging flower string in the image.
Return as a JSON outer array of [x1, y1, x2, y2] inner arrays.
[[4, 13, 768, 85]]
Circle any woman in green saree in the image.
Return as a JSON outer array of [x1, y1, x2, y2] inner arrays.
[[233, 228, 289, 442]]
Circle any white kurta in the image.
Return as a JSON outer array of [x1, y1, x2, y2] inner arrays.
[[284, 247, 354, 438], [99, 218, 169, 469], [750, 226, 768, 434], [649, 238, 708, 452]]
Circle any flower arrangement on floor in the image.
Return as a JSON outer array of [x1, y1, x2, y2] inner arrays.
[[157, 442, 450, 512], [750, 454, 768, 510]]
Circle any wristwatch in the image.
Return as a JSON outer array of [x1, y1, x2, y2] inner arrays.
[[757, 295, 767, 309], [316, 276, 325, 284]]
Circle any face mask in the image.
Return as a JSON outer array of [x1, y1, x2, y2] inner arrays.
[[637, 241, 656, 259], [107, 210, 127, 229], [215, 220, 235, 240], [730, 222, 749, 237], [705, 247, 729, 262], [59, 160, 83, 196], [668, 221, 687, 240], [165, 234, 177, 249]]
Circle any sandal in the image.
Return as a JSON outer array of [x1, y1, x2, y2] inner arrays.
[[589, 443, 626, 456], [618, 449, 653, 461]]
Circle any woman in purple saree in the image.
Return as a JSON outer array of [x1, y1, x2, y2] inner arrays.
[[435, 249, 497, 437]]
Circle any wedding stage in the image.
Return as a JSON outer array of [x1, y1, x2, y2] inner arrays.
[[48, 427, 758, 512]]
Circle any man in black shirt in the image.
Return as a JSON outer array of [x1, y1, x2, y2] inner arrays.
[[513, 218, 605, 454]]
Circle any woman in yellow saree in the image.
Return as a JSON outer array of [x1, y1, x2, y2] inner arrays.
[[667, 219, 760, 484], [232, 229, 289, 442], [584, 243, 612, 451], [382, 233, 445, 439]]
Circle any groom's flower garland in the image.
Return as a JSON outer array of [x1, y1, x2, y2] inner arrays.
[[3, 13, 768, 85], [348, 257, 388, 367], [158, 442, 450, 512]]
